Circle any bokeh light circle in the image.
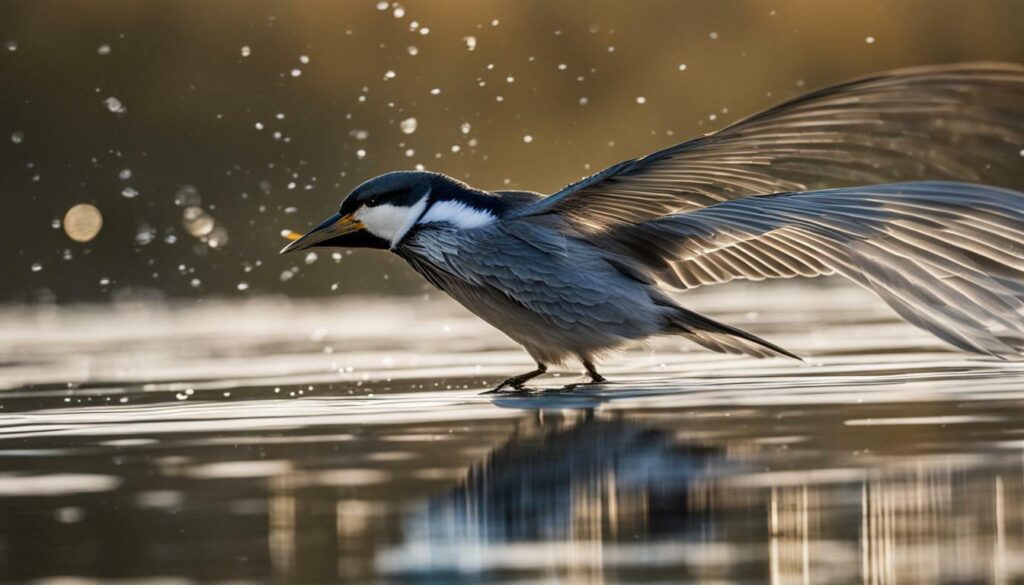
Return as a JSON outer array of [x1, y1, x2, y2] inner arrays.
[[63, 203, 103, 243]]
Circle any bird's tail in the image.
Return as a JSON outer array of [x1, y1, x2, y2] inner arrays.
[[663, 304, 802, 360]]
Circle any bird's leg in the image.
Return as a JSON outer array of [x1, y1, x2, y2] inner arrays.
[[482, 363, 548, 394], [583, 360, 607, 384], [553, 360, 608, 393]]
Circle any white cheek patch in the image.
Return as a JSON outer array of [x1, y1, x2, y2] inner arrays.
[[356, 196, 428, 249], [419, 200, 496, 229]]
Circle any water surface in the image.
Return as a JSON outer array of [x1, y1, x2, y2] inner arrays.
[[3, 283, 1024, 584]]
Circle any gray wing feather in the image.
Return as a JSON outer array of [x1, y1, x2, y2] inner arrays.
[[607, 181, 1024, 356], [513, 63, 1024, 228]]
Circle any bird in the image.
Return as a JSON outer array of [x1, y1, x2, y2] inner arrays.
[[282, 62, 1024, 393]]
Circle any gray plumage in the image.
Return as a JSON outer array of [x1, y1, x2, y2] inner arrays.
[[282, 62, 1024, 391]]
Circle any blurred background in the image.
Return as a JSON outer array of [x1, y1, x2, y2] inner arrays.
[[4, 0, 1024, 303], [5, 4, 1024, 584]]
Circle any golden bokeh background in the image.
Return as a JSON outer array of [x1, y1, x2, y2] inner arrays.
[[5, 0, 1024, 302]]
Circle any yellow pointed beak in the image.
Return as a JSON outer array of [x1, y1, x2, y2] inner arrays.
[[279, 212, 364, 254]]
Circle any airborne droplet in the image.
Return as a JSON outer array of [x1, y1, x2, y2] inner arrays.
[[182, 207, 215, 237], [104, 96, 127, 114]]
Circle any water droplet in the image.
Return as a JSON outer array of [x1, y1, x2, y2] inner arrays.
[[430, 88, 441, 95], [182, 207, 215, 237], [135, 224, 155, 245], [407, 45, 419, 56], [578, 97, 589, 106], [174, 185, 201, 207], [290, 68, 302, 77], [383, 69, 396, 80], [523, 135, 533, 143], [97, 44, 111, 55], [557, 63, 567, 71], [375, 1, 388, 9], [240, 45, 251, 57], [255, 122, 264, 130], [865, 36, 875, 44], [350, 129, 369, 140], [356, 149, 367, 159], [463, 36, 477, 51], [393, 6, 405, 18], [709, 31, 719, 40], [63, 204, 103, 243], [460, 122, 471, 134], [304, 252, 318, 265], [104, 96, 126, 114], [30, 262, 42, 272], [236, 282, 250, 291], [5, 40, 17, 52], [299, 54, 310, 64], [121, 187, 139, 199], [678, 63, 687, 71], [636, 96, 647, 104], [10, 131, 23, 144], [118, 168, 132, 180], [399, 117, 417, 134], [206, 226, 228, 248]]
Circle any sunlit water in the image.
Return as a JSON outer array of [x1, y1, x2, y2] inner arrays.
[[3, 282, 1024, 584]]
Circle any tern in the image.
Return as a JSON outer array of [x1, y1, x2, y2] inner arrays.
[[283, 63, 1024, 392]]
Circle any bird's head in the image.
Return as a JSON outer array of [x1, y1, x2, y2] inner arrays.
[[280, 170, 501, 254]]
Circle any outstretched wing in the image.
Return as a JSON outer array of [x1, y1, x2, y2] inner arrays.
[[512, 62, 1024, 229], [605, 181, 1024, 357]]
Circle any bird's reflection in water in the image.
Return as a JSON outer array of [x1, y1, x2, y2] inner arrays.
[[377, 408, 1024, 584], [438, 411, 724, 543], [378, 411, 764, 581]]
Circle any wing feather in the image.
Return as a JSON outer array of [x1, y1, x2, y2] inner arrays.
[[513, 63, 1024, 228], [606, 182, 1024, 356]]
